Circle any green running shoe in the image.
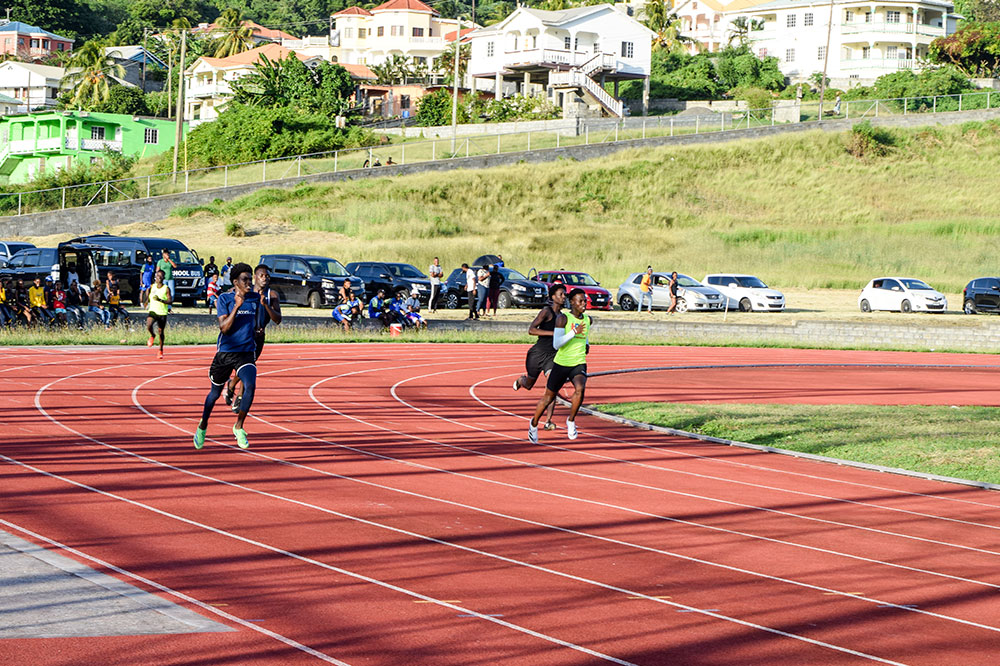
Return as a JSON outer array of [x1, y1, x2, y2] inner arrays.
[[193, 427, 206, 450], [233, 426, 249, 449]]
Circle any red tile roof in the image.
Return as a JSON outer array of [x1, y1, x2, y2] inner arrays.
[[338, 63, 376, 80], [198, 43, 311, 69], [371, 0, 438, 15], [444, 27, 475, 42], [333, 6, 373, 16], [193, 20, 297, 42]]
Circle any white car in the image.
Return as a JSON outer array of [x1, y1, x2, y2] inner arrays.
[[703, 274, 785, 312], [858, 277, 947, 313]]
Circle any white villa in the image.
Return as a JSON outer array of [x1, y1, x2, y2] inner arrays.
[[730, 0, 959, 85], [467, 4, 654, 118], [671, 0, 772, 53], [329, 0, 464, 68], [0, 61, 66, 112]]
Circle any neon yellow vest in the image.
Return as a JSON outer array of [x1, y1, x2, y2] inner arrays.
[[554, 311, 589, 367]]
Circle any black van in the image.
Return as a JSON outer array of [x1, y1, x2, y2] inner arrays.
[[0, 242, 106, 289], [69, 234, 206, 305]]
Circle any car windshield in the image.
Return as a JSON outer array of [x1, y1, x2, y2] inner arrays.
[[736, 276, 768, 288], [306, 259, 349, 276], [559, 272, 599, 286], [389, 264, 426, 278], [676, 275, 701, 287], [900, 279, 933, 290], [500, 268, 527, 280], [150, 247, 198, 264]]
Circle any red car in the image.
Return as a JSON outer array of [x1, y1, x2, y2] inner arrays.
[[529, 270, 613, 310]]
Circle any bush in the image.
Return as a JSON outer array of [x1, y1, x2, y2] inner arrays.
[[729, 86, 773, 111], [94, 86, 149, 115], [225, 221, 246, 237], [416, 88, 468, 126], [845, 121, 896, 158]]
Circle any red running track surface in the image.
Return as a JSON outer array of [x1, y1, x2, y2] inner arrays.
[[2, 343, 1000, 666]]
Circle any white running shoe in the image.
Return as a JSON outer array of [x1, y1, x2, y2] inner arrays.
[[512, 379, 520, 391], [528, 422, 538, 444], [566, 420, 578, 440]]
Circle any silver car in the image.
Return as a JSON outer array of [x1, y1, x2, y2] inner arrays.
[[617, 271, 725, 312]]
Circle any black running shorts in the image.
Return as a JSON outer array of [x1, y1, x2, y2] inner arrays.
[[546, 362, 587, 393], [147, 313, 167, 330], [525, 344, 556, 379], [209, 351, 256, 386]]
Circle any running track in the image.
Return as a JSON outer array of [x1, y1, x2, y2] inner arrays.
[[2, 343, 1000, 666]]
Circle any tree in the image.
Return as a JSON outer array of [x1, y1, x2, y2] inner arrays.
[[94, 86, 150, 114], [62, 41, 127, 109], [928, 22, 1000, 77], [212, 8, 255, 58], [128, 0, 202, 27], [416, 88, 468, 125], [728, 17, 765, 47], [230, 54, 356, 115], [715, 45, 785, 91], [3, 0, 96, 41], [435, 40, 470, 84], [641, 0, 690, 52], [371, 54, 418, 85], [954, 0, 1000, 22]]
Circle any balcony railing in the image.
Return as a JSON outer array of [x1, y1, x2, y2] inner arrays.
[[80, 138, 123, 152], [841, 22, 944, 36], [842, 57, 914, 70], [504, 48, 603, 68]]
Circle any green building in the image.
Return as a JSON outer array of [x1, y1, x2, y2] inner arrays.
[[0, 111, 183, 184]]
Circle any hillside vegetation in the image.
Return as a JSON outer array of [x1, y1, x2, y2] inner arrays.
[[71, 120, 1000, 293]]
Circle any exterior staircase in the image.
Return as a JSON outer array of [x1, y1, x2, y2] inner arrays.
[[549, 53, 623, 118]]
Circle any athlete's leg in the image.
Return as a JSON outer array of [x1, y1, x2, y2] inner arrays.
[[530, 389, 558, 428], [233, 364, 256, 428], [198, 382, 225, 430], [544, 396, 557, 428], [157, 320, 165, 354], [566, 373, 587, 422], [145, 315, 156, 346], [516, 374, 536, 390]]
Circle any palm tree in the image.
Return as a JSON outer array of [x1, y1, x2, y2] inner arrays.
[[642, 0, 691, 52], [436, 40, 470, 84], [62, 41, 126, 109], [213, 9, 255, 58], [728, 16, 765, 47]]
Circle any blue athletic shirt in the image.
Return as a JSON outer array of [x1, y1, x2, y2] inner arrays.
[[255, 289, 274, 331], [216, 291, 260, 353]]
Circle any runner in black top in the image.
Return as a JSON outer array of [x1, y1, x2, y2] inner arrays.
[[668, 271, 679, 314], [512, 283, 566, 430], [229, 264, 281, 413]]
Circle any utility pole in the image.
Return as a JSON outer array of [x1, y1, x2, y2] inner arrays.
[[817, 0, 835, 122], [141, 28, 148, 94], [167, 46, 173, 120], [451, 17, 463, 154], [172, 28, 187, 183]]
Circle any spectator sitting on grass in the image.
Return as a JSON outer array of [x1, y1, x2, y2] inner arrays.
[[66, 280, 87, 328], [403, 288, 427, 329], [28, 277, 53, 326], [388, 291, 412, 327], [0, 278, 13, 327], [368, 289, 387, 323], [331, 289, 361, 331], [12, 279, 32, 326], [89, 280, 111, 328], [107, 285, 130, 325], [51, 281, 68, 326]]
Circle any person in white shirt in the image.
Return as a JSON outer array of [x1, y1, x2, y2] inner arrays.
[[463, 263, 478, 320], [476, 265, 490, 317], [428, 257, 444, 313]]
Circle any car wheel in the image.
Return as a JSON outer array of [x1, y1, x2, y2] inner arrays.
[[497, 291, 512, 309], [860, 299, 871, 313], [738, 298, 752, 312], [444, 292, 459, 309], [675, 298, 688, 313], [308, 291, 322, 309], [619, 294, 636, 311], [964, 298, 977, 315], [900, 299, 912, 313]]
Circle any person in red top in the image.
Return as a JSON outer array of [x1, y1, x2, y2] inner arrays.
[[51, 281, 68, 326], [206, 274, 220, 314]]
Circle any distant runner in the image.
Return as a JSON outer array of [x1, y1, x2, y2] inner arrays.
[[513, 283, 566, 431], [146, 270, 170, 359]]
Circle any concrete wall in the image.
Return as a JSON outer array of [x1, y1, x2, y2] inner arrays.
[[5, 106, 1000, 238], [382, 117, 582, 138]]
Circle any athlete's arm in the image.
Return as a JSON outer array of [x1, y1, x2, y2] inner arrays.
[[527, 307, 554, 337], [264, 288, 282, 325], [552, 313, 576, 349], [218, 292, 243, 334]]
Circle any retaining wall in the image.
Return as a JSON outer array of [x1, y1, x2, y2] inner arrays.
[[5, 107, 1000, 238]]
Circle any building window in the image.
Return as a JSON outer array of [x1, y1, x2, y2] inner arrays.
[[574, 37, 578, 50], [429, 28, 433, 36], [594, 40, 600, 53], [358, 28, 366, 39], [564, 36, 571, 50], [862, 46, 871, 59], [487, 41, 494, 57], [413, 27, 423, 37], [621, 41, 634, 58], [785, 48, 795, 62], [758, 47, 768, 57], [144, 128, 158, 144], [818, 46, 825, 60], [91, 126, 106, 140], [400, 95, 410, 110], [886, 46, 898, 58], [786, 15, 796, 28], [887, 10, 901, 23], [845, 10, 854, 22], [42, 39, 50, 48], [377, 26, 384, 36], [531, 35, 537, 48], [864, 12, 872, 23], [804, 13, 813, 26], [344, 28, 354, 38]]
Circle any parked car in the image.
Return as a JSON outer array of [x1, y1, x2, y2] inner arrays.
[[440, 266, 548, 309], [617, 271, 724, 312], [0, 241, 106, 290], [346, 261, 433, 303], [703, 274, 785, 312], [962, 277, 1000, 314], [528, 269, 613, 310], [260, 254, 365, 308], [0, 241, 34, 262], [858, 277, 947, 313], [69, 234, 206, 306]]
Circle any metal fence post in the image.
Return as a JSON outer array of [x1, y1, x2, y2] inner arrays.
[[432, 141, 436, 160], [642, 119, 646, 139], [497, 134, 501, 154], [556, 132, 560, 148], [262, 160, 266, 182], [297, 156, 302, 178], [528, 131, 531, 151], [585, 126, 589, 144], [147, 175, 151, 198], [696, 116, 699, 134], [62, 187, 66, 209], [875, 101, 879, 117], [334, 151, 338, 172], [904, 98, 907, 115], [18, 193, 21, 216], [959, 94, 963, 112], [401, 143, 406, 164], [933, 96, 937, 113], [465, 137, 469, 157], [989, 91, 992, 110], [721, 113, 725, 131], [670, 118, 674, 136], [224, 165, 228, 188], [614, 123, 618, 142], [185, 171, 189, 193]]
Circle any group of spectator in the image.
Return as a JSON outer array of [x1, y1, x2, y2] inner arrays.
[[0, 272, 130, 330], [330, 279, 428, 332], [461, 257, 506, 321]]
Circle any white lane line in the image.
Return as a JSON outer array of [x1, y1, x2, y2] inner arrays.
[[385, 367, 1000, 557], [463, 374, 1000, 532], [0, 518, 349, 665], [2, 454, 638, 666]]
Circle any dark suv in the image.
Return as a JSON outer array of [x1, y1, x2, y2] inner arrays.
[[346, 261, 432, 303], [0, 241, 106, 289], [259, 254, 365, 308], [441, 266, 548, 309], [962, 277, 1000, 314]]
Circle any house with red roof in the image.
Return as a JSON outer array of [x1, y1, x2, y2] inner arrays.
[[192, 20, 298, 45]]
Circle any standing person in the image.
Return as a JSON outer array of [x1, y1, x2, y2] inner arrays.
[[513, 283, 566, 430], [146, 269, 171, 359], [219, 257, 234, 289], [488, 264, 505, 316], [833, 93, 842, 116], [496, 255, 504, 268], [229, 264, 281, 413], [140, 255, 155, 307], [667, 271, 679, 314], [156, 249, 176, 311], [428, 257, 444, 313], [28, 278, 52, 326], [638, 266, 653, 313], [204, 256, 219, 279], [193, 263, 259, 450], [206, 274, 220, 314], [337, 279, 353, 305], [795, 83, 803, 103], [527, 288, 592, 443], [89, 280, 111, 328], [463, 263, 478, 320], [476, 264, 490, 317]]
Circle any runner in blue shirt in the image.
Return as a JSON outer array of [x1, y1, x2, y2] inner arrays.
[[193, 262, 260, 450], [229, 264, 281, 413]]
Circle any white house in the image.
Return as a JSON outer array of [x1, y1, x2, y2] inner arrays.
[[672, 0, 774, 53], [0, 61, 66, 112], [467, 4, 654, 118], [730, 0, 959, 85]]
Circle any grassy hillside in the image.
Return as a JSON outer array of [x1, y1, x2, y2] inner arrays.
[[29, 120, 1000, 293]]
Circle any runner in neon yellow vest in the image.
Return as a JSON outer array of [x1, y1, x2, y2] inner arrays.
[[528, 288, 592, 443]]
